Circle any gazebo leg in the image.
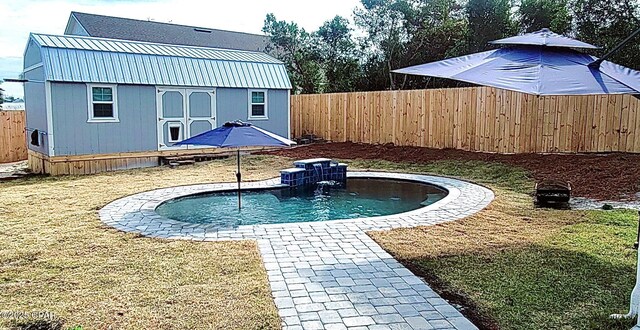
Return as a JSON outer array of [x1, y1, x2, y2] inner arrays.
[[610, 248, 640, 328]]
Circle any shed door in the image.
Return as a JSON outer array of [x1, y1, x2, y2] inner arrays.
[[157, 88, 216, 151], [186, 89, 217, 149], [157, 88, 187, 151]]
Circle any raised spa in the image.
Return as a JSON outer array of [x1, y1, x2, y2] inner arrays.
[[155, 177, 447, 227]]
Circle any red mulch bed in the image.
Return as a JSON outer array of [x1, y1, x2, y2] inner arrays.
[[264, 142, 640, 201]]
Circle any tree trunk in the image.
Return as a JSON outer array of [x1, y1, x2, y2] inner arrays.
[[387, 60, 395, 90]]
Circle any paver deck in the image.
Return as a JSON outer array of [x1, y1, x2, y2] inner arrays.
[[100, 172, 494, 329]]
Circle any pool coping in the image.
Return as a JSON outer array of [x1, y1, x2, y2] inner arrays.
[[99, 171, 491, 241]]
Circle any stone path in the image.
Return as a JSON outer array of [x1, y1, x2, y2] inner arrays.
[[100, 172, 494, 329]]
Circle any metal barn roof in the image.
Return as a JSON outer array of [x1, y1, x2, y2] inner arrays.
[[29, 33, 291, 89]]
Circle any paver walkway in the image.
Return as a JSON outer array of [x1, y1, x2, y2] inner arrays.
[[100, 172, 494, 329]]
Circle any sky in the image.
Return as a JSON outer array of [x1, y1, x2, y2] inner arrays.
[[0, 0, 362, 98]]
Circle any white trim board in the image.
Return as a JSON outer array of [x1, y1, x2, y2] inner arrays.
[[287, 89, 291, 139], [44, 81, 55, 156], [22, 63, 44, 74]]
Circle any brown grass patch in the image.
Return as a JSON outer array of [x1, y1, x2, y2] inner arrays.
[[0, 156, 291, 329], [369, 186, 586, 259]]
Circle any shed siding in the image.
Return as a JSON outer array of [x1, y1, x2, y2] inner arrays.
[[51, 83, 157, 156], [265, 89, 290, 138], [216, 88, 289, 138], [24, 66, 48, 155], [24, 40, 42, 68]]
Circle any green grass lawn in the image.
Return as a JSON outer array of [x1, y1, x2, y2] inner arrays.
[[416, 210, 637, 330], [355, 159, 639, 330]]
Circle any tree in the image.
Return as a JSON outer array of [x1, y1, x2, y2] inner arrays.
[[315, 16, 361, 92], [262, 14, 324, 93], [572, 0, 640, 69], [466, 0, 516, 52], [401, 0, 468, 89], [0, 86, 4, 110], [260, 0, 640, 94], [355, 0, 470, 90], [354, 0, 412, 90], [517, 0, 571, 33]]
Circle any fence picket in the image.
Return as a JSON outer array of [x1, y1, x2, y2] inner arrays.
[[290, 87, 640, 154], [0, 111, 27, 163]]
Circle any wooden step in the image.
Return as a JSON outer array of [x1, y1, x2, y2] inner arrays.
[[168, 159, 196, 166]]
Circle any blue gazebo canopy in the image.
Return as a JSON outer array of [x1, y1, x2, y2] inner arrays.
[[393, 29, 640, 95], [489, 28, 600, 49]]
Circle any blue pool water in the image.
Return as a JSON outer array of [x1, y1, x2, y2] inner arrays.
[[155, 178, 447, 227]]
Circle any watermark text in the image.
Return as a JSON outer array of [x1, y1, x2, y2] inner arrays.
[[0, 310, 58, 320]]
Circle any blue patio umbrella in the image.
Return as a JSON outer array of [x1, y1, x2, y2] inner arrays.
[[175, 120, 296, 209], [393, 28, 640, 95]]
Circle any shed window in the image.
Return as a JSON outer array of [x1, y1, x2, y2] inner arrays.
[[87, 84, 118, 123], [248, 90, 268, 120]]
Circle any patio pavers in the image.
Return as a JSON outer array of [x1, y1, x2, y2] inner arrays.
[[99, 172, 493, 329]]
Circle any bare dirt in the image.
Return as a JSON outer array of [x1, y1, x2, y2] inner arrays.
[[265, 142, 640, 201]]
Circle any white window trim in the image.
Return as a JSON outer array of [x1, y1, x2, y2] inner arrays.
[[87, 84, 119, 123], [167, 122, 183, 143], [248, 89, 268, 120]]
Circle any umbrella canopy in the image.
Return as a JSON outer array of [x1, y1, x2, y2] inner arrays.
[[489, 28, 599, 49], [175, 121, 295, 148], [393, 29, 640, 95], [175, 121, 295, 209]]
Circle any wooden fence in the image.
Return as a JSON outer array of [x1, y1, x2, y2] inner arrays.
[[0, 110, 27, 163], [290, 86, 640, 154]]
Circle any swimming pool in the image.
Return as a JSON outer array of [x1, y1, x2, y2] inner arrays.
[[155, 178, 447, 227]]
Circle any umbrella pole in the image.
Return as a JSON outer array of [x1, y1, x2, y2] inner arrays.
[[236, 148, 241, 210]]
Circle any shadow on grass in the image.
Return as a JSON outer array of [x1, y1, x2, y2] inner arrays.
[[3, 317, 64, 330], [403, 244, 636, 330]]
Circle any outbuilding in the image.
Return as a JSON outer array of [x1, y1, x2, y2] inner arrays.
[[22, 33, 291, 175]]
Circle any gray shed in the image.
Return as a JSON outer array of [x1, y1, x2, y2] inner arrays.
[[22, 33, 291, 175]]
